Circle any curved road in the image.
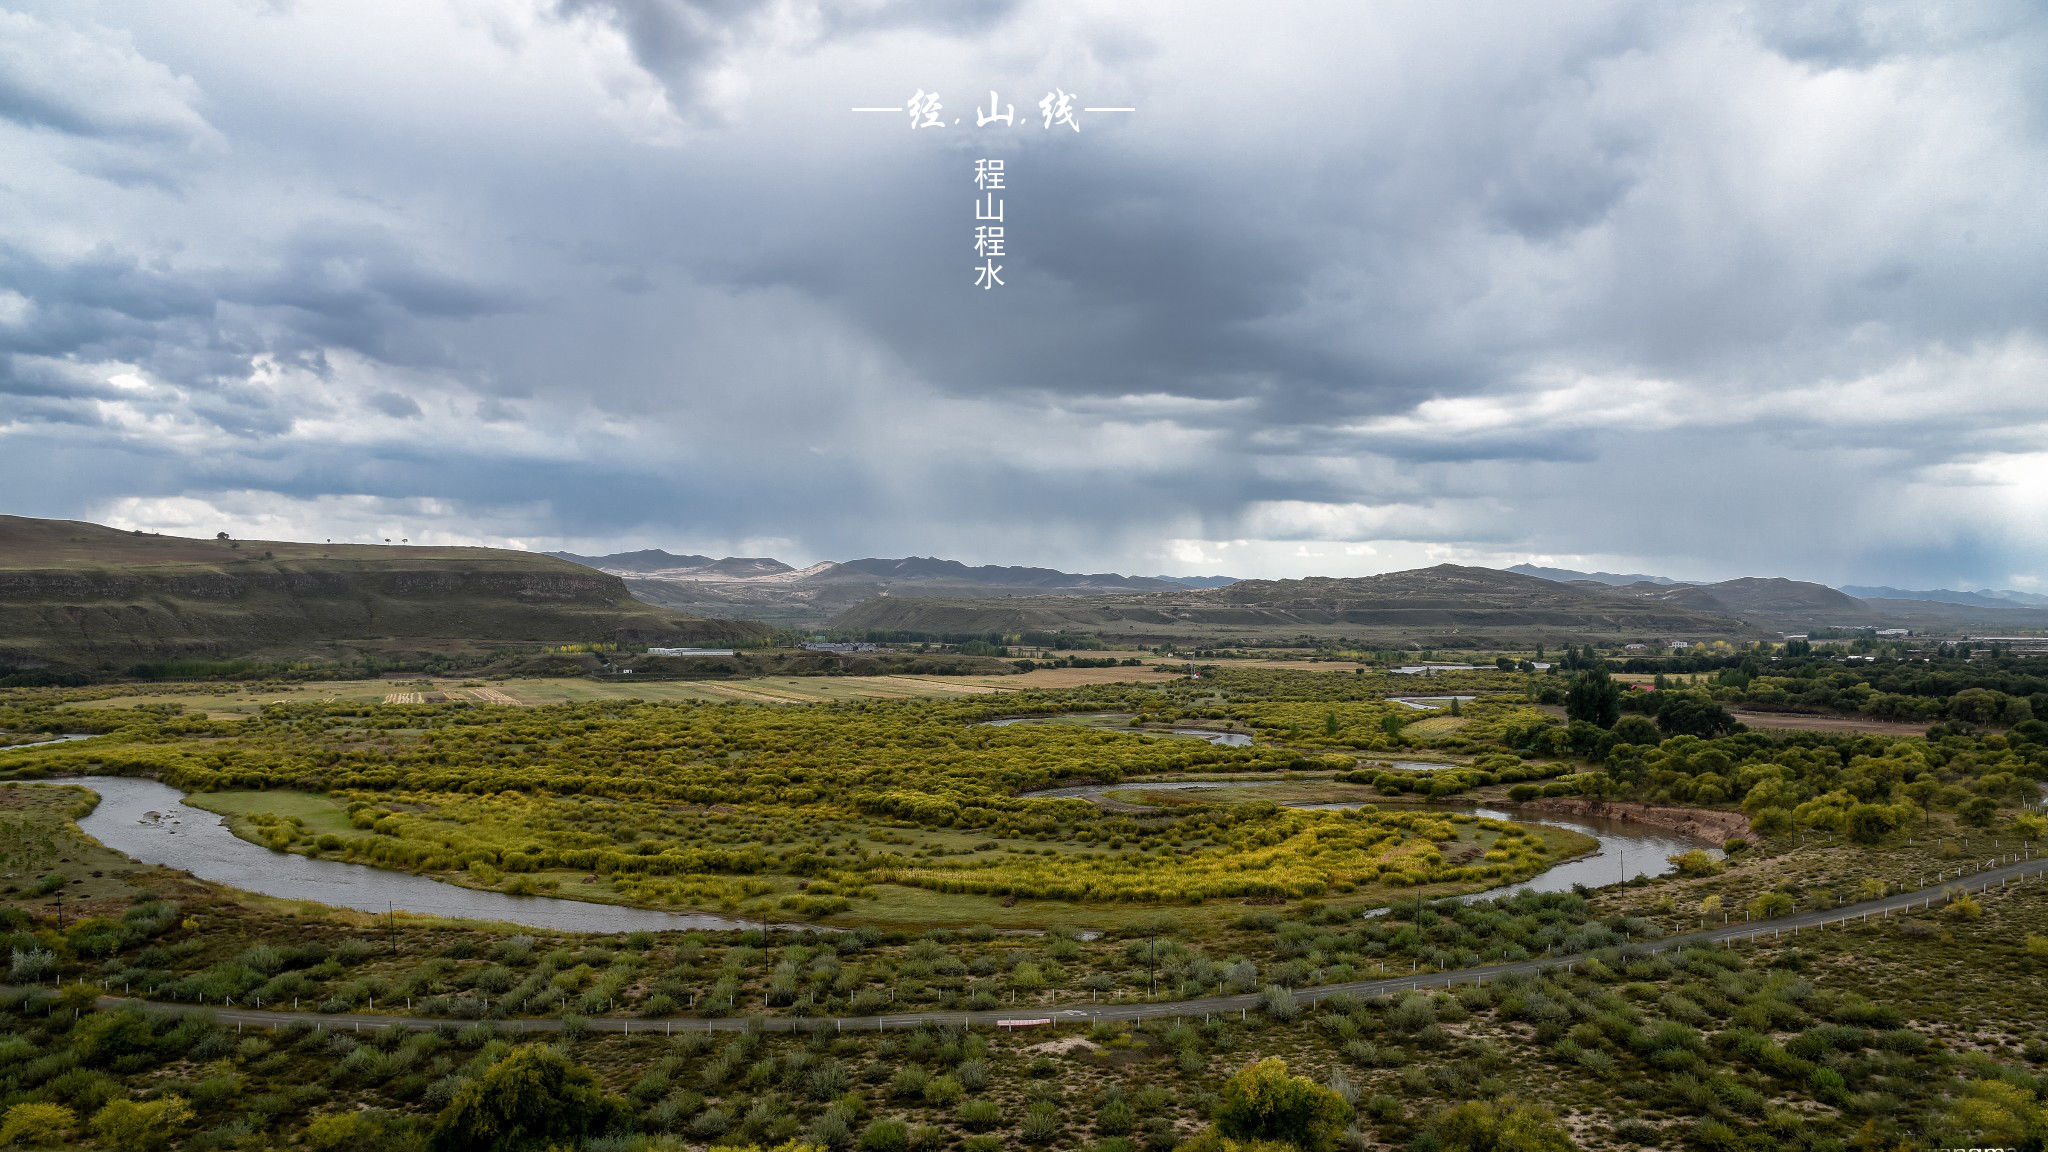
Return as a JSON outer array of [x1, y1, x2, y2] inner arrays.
[[31, 852, 2046, 1036]]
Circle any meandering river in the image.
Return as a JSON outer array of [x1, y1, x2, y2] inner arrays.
[[40, 776, 782, 935], [1024, 779, 1711, 898], [3, 733, 100, 750], [20, 748, 1706, 934]]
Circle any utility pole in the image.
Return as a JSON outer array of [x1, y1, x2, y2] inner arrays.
[[1148, 934, 1157, 998], [54, 896, 63, 930]]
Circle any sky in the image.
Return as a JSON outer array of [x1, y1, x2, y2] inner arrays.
[[2, 1, 2045, 590]]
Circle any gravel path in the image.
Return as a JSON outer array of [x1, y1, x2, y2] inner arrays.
[[24, 851, 2044, 1036]]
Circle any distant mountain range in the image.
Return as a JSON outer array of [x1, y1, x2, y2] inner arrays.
[[1840, 585, 2048, 609], [823, 562, 2048, 640], [1512, 568, 2048, 630], [1512, 565, 2047, 610], [3, 514, 2041, 662], [547, 550, 1239, 625], [551, 548, 2048, 634], [1507, 564, 1683, 586], [1588, 577, 1866, 627], [553, 550, 796, 580], [830, 563, 1766, 644]]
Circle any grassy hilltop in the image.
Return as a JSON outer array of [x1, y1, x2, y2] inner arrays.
[[0, 516, 767, 675]]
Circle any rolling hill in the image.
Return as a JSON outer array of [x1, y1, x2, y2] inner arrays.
[[1506, 563, 1683, 586], [547, 550, 797, 580], [1601, 577, 1866, 629], [1842, 585, 2048, 609], [830, 564, 1767, 646], [1529, 569, 2048, 631], [550, 550, 1239, 625], [0, 516, 766, 674]]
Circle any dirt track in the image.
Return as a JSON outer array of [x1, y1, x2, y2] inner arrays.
[[35, 851, 2048, 1035]]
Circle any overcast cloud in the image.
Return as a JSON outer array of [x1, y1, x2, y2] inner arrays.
[[1, 0, 2044, 589]]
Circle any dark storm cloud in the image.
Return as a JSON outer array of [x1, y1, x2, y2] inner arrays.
[[0, 76, 160, 142], [0, 11, 214, 146], [1742, 0, 2038, 68], [215, 227, 522, 370], [0, 0, 2044, 587], [550, 0, 1026, 115], [0, 225, 516, 447], [0, 245, 213, 338], [673, 139, 1468, 432], [550, 0, 778, 108]]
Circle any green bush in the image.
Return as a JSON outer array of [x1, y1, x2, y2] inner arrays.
[[1260, 984, 1299, 1021], [1748, 892, 1796, 919], [957, 1099, 1001, 1131], [808, 1107, 855, 1149], [1210, 1058, 1351, 1152], [428, 1044, 623, 1152], [1097, 1096, 1136, 1136], [1430, 1098, 1575, 1152], [887, 1065, 929, 1101], [858, 1118, 910, 1152], [1021, 1101, 1061, 1145], [0, 1102, 75, 1148], [88, 1097, 193, 1152], [305, 1110, 390, 1151], [921, 1074, 962, 1106]]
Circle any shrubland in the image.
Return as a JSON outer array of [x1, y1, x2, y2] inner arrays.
[[3, 654, 2048, 1147], [3, 879, 2046, 1151], [0, 679, 1576, 922]]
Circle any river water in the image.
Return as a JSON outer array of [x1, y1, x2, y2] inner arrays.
[[3, 733, 100, 750], [981, 716, 1254, 747], [24, 753, 1703, 934], [38, 776, 780, 935]]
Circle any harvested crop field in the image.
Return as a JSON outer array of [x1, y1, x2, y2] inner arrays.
[[960, 665, 1182, 689], [1730, 709, 1932, 737]]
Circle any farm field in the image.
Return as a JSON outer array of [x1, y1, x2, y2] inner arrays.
[[1728, 709, 1933, 737], [55, 664, 1183, 717]]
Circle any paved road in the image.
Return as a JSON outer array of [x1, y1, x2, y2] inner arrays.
[[31, 851, 2047, 1037]]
